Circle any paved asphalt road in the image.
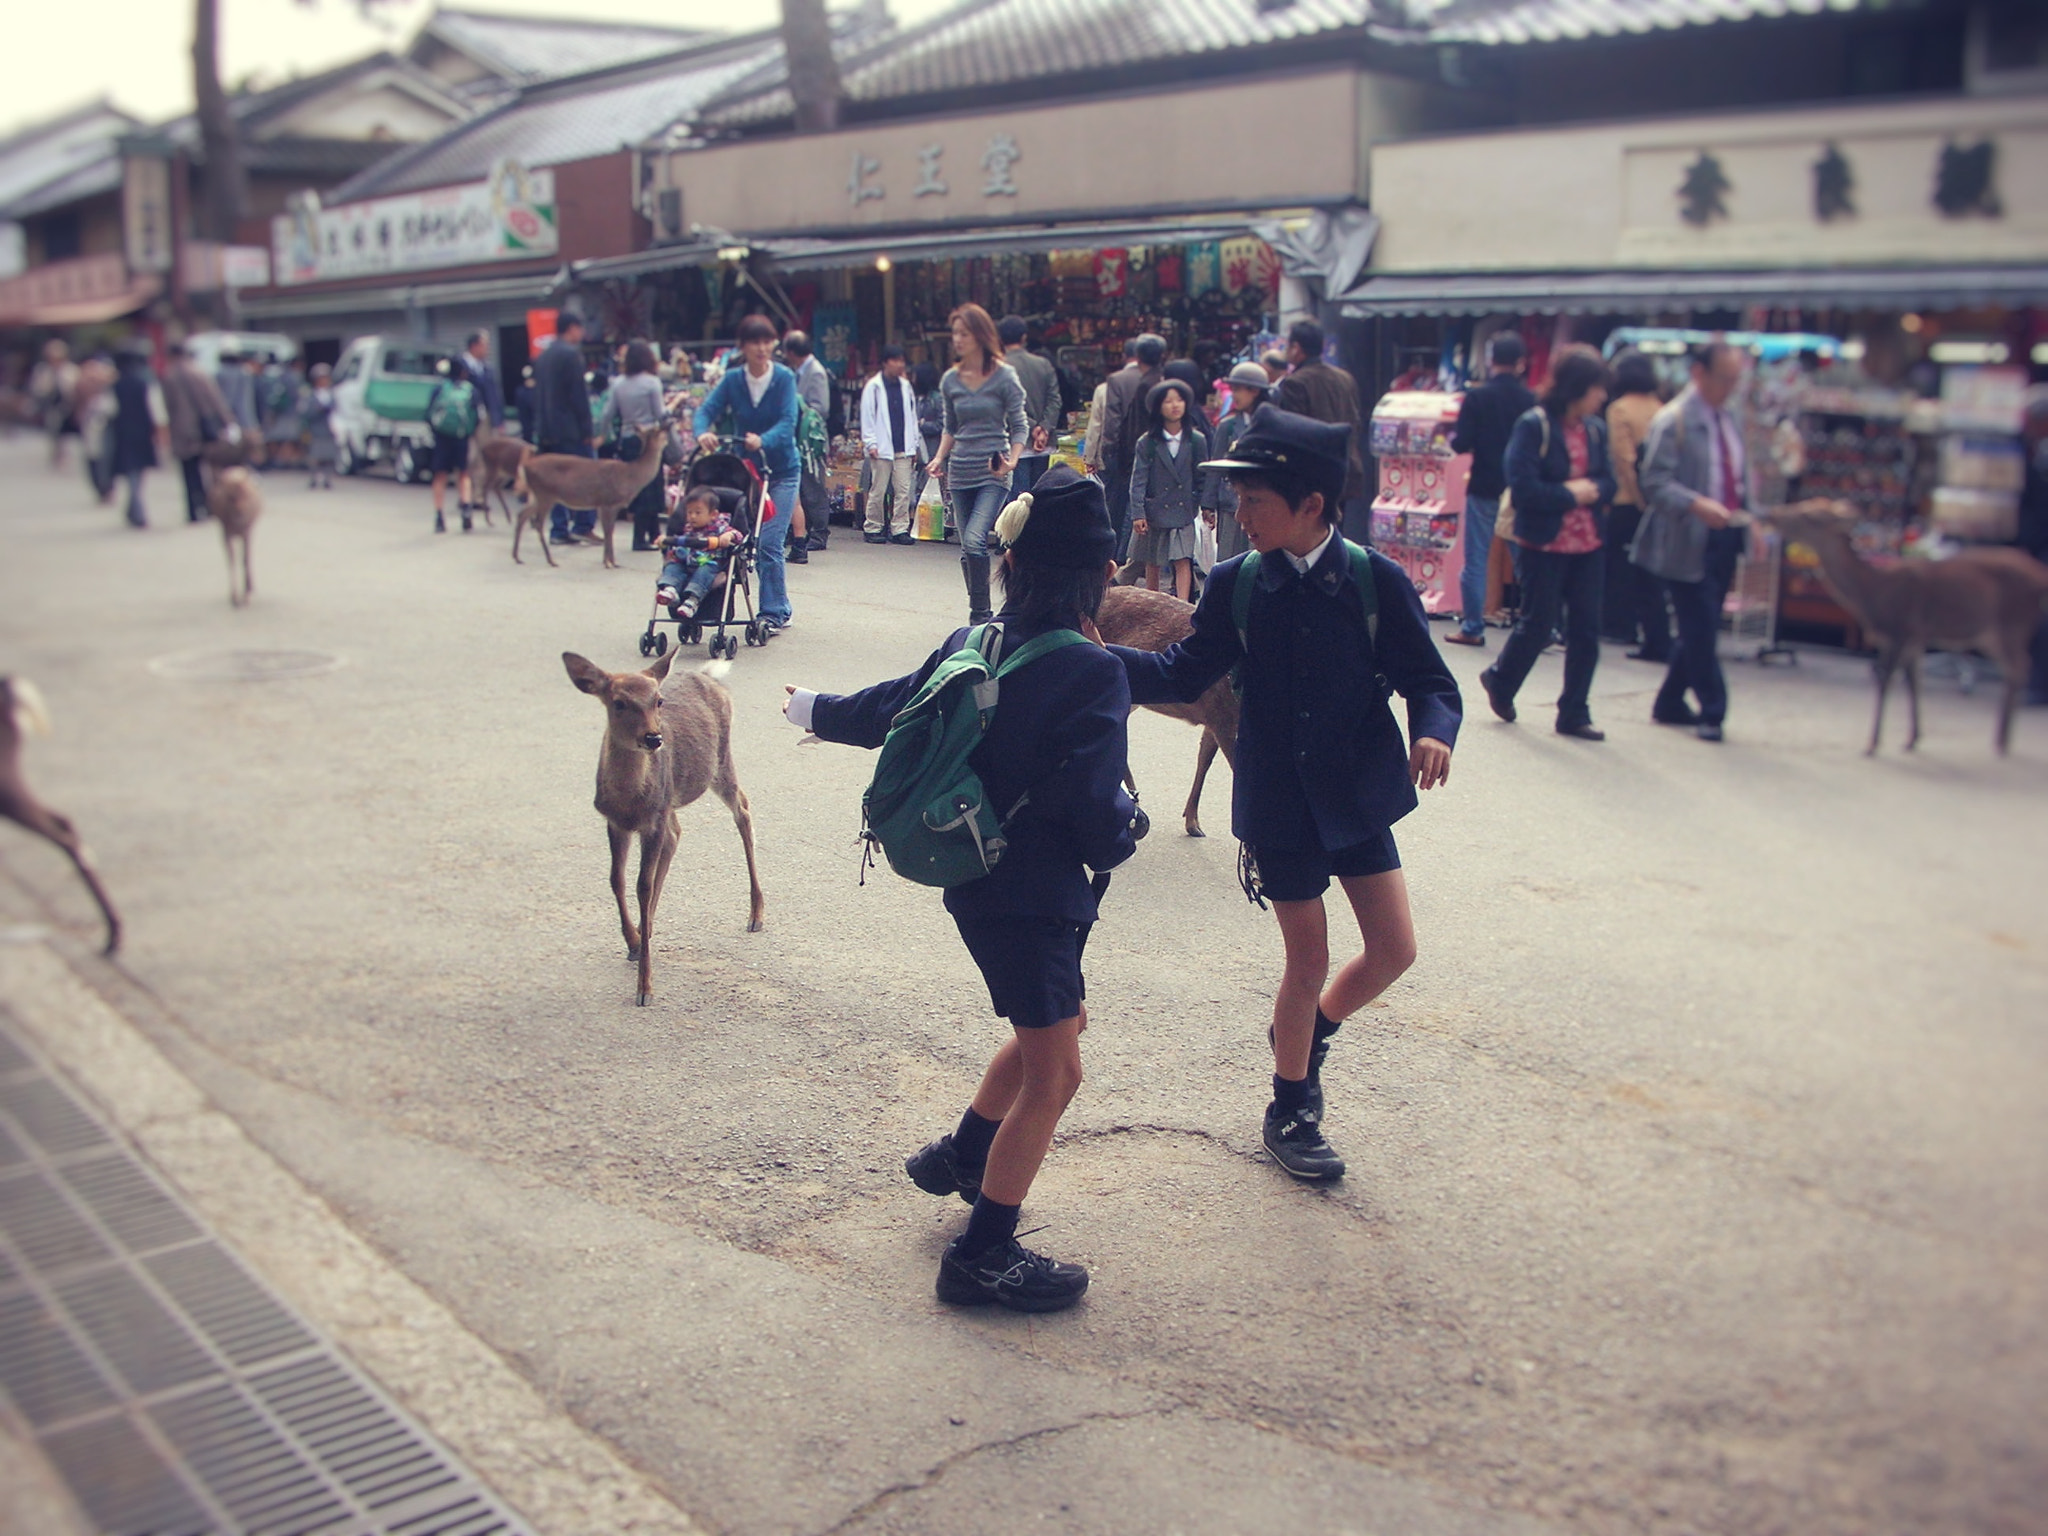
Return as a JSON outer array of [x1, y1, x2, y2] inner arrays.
[[1, 439, 2044, 1536]]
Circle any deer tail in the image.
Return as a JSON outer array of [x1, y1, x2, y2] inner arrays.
[[7, 678, 52, 738], [698, 657, 732, 681]]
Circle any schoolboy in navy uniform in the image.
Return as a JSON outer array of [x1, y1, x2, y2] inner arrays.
[[783, 468, 1142, 1311], [1099, 407, 1462, 1180]]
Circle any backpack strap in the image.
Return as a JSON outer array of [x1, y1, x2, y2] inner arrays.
[[1230, 544, 1379, 652]]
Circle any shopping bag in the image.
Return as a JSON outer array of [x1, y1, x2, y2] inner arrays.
[[914, 474, 948, 541]]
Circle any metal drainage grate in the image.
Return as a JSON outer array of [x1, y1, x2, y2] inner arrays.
[[146, 649, 346, 682], [0, 1010, 533, 1536]]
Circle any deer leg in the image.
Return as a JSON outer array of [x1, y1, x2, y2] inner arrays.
[[1996, 676, 2019, 756], [3, 802, 122, 955], [510, 507, 525, 565], [602, 510, 619, 570], [1867, 644, 1898, 756], [714, 768, 767, 933], [634, 823, 673, 1005], [609, 822, 640, 960], [1183, 729, 1220, 837], [241, 534, 254, 606], [1902, 651, 1923, 752]]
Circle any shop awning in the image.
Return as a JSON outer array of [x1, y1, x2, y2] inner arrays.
[[236, 268, 564, 322], [757, 215, 1292, 271], [1337, 265, 2048, 318], [552, 241, 733, 291], [0, 275, 162, 326]]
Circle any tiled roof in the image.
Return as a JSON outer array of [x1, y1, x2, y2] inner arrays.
[[418, 7, 717, 88], [0, 100, 139, 217], [330, 37, 785, 200], [700, 0, 1886, 127]]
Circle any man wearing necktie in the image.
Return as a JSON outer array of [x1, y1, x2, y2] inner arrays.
[[1637, 342, 1752, 742]]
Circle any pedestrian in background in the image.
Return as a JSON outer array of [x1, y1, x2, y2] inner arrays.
[[424, 356, 481, 534], [1273, 320, 1367, 544], [603, 339, 667, 552], [782, 330, 831, 559], [1603, 349, 1672, 662], [534, 312, 596, 545], [859, 346, 921, 544], [30, 339, 82, 470], [216, 351, 259, 449], [1082, 341, 1133, 478], [1203, 360, 1273, 564], [1446, 332, 1536, 648], [1259, 350, 1289, 386], [928, 303, 1028, 625], [457, 330, 507, 520], [513, 364, 537, 440], [161, 342, 232, 523], [1099, 333, 1166, 557], [1163, 358, 1215, 430], [911, 360, 945, 520], [998, 315, 1061, 494], [305, 362, 339, 490], [108, 346, 164, 529], [1128, 379, 1207, 601], [693, 312, 799, 632], [2017, 388, 2048, 706], [1636, 340, 1753, 742], [1478, 344, 1616, 741]]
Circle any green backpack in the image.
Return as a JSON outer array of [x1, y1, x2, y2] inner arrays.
[[427, 378, 478, 438], [1229, 540, 1380, 665], [862, 624, 1089, 888]]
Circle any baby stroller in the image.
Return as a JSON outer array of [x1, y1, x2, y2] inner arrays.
[[638, 445, 771, 662]]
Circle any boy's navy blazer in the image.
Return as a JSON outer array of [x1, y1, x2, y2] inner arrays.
[[1110, 539, 1462, 852], [810, 612, 1139, 923]]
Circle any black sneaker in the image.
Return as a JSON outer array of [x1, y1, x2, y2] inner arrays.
[[936, 1234, 1089, 1312], [460, 511, 473, 532], [1262, 1101, 1346, 1181], [904, 1134, 982, 1203], [433, 512, 447, 534]]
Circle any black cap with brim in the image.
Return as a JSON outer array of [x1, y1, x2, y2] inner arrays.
[[1198, 403, 1347, 504]]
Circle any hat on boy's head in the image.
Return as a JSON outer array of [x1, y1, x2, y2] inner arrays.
[[1199, 404, 1347, 507], [994, 465, 1115, 568]]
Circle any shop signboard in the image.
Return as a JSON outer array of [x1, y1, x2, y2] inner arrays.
[[811, 304, 857, 377], [272, 159, 557, 286], [120, 145, 176, 276]]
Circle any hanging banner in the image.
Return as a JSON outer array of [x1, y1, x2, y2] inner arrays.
[[1094, 248, 1128, 299], [1187, 241, 1222, 296], [812, 303, 858, 377], [273, 158, 557, 285]]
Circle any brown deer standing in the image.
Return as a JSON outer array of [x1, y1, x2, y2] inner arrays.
[[467, 429, 529, 528], [0, 679, 121, 954], [206, 464, 263, 607], [1767, 499, 2048, 755], [515, 423, 670, 569], [1095, 586, 1239, 836], [562, 649, 765, 1005]]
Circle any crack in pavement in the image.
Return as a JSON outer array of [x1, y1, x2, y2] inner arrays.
[[809, 1406, 1179, 1536]]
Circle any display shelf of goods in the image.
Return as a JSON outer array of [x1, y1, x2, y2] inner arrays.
[[1784, 406, 1918, 635], [1367, 391, 1469, 613]]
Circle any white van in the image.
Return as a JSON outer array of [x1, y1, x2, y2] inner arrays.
[[183, 331, 298, 375], [330, 335, 464, 482]]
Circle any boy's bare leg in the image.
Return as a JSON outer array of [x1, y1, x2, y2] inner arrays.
[[1269, 898, 1329, 1080], [1146, 563, 1161, 591], [1173, 559, 1192, 601], [1322, 869, 1418, 1022], [969, 1036, 1024, 1121], [980, 1012, 1084, 1205]]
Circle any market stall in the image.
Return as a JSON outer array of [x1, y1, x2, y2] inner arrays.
[[1367, 390, 1469, 614]]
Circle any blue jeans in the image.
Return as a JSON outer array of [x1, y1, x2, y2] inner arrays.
[[1011, 455, 1049, 496], [955, 480, 1009, 559], [1459, 493, 1499, 637], [659, 557, 718, 607], [543, 441, 595, 538], [755, 469, 797, 624]]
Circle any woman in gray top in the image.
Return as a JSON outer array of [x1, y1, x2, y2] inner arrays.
[[603, 340, 669, 550], [927, 303, 1028, 623]]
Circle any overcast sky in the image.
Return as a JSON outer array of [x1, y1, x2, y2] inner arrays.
[[7, 0, 957, 134]]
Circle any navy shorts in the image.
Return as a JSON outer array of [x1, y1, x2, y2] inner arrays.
[[954, 916, 1091, 1030], [430, 430, 470, 475], [1249, 829, 1401, 903]]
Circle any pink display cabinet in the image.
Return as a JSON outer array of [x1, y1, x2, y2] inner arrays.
[[1368, 391, 1470, 614]]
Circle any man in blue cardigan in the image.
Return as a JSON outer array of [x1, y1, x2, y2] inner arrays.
[[694, 314, 800, 631], [1102, 407, 1461, 1182]]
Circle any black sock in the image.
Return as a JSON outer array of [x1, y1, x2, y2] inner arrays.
[[958, 1194, 1021, 1258], [953, 1106, 1000, 1167], [1271, 1073, 1312, 1114], [1309, 1008, 1343, 1079], [1313, 1008, 1343, 1044]]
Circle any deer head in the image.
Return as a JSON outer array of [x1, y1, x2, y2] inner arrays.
[[564, 650, 675, 753]]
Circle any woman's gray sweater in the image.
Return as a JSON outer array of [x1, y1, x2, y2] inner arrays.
[[940, 362, 1028, 491], [602, 373, 666, 438]]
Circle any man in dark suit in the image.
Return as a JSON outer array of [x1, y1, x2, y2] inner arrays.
[[534, 312, 596, 544], [1446, 332, 1535, 647], [1099, 332, 1165, 557], [1273, 319, 1367, 543]]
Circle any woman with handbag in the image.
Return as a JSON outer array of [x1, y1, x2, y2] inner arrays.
[[1478, 345, 1617, 740]]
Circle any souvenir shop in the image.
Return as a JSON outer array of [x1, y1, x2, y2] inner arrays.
[[1337, 93, 2048, 648]]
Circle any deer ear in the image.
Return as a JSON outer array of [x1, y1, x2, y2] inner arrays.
[[562, 652, 609, 695], [644, 648, 676, 683]]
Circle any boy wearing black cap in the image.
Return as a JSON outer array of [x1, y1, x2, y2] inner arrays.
[[783, 466, 1141, 1310], [1100, 406, 1461, 1180]]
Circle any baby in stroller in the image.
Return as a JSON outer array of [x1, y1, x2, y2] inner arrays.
[[656, 484, 744, 619]]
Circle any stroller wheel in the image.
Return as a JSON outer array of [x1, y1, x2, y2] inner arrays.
[[683, 621, 701, 645], [726, 635, 741, 660], [654, 631, 669, 656], [638, 631, 655, 657]]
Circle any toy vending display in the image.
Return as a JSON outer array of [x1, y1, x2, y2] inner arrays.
[[1368, 392, 1469, 612]]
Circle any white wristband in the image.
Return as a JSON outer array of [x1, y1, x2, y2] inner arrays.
[[784, 688, 817, 731]]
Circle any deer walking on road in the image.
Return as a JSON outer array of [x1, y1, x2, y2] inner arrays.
[[466, 425, 529, 528], [563, 649, 765, 1005], [207, 465, 263, 607], [0, 679, 121, 955], [1767, 499, 2048, 755], [1095, 586, 1239, 836], [515, 423, 669, 569]]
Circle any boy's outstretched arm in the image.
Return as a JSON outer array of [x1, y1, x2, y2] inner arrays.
[[1099, 560, 1244, 706], [786, 644, 947, 749]]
